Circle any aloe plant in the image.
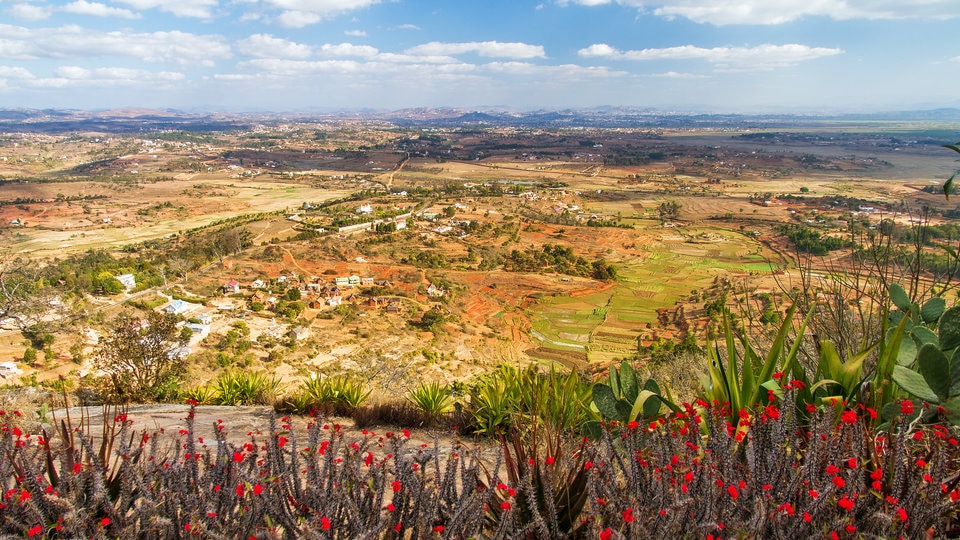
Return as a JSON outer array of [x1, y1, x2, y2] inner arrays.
[[700, 304, 808, 421]]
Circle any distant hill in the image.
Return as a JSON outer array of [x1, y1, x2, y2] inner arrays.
[[1, 107, 959, 133]]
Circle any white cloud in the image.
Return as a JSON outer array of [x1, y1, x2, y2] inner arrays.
[[112, 0, 219, 18], [578, 43, 842, 69], [650, 71, 707, 78], [319, 43, 379, 58], [406, 41, 546, 59], [275, 10, 322, 27], [237, 34, 313, 59], [0, 65, 35, 79], [8, 2, 53, 21], [344, 29, 366, 36], [483, 62, 627, 78], [62, 1, 140, 18], [54, 66, 184, 81], [559, 0, 960, 24], [263, 0, 382, 26], [396, 23, 420, 30], [0, 24, 231, 66]]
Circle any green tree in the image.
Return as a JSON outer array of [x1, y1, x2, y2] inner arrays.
[[94, 311, 188, 402], [657, 200, 681, 220]]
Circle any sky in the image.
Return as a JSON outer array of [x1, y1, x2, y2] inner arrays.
[[0, 0, 958, 114]]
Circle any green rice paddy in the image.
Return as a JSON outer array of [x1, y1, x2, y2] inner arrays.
[[526, 227, 780, 364]]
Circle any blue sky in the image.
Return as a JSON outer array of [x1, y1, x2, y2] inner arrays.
[[0, 0, 958, 113]]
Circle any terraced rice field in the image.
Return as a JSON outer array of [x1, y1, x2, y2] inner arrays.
[[525, 226, 782, 365]]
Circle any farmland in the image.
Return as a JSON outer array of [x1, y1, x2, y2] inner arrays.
[[0, 109, 957, 398]]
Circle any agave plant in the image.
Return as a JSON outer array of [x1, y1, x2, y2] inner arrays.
[[212, 370, 283, 406], [700, 304, 808, 421], [407, 381, 453, 420]]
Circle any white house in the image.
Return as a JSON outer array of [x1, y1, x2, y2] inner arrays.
[[162, 299, 191, 315]]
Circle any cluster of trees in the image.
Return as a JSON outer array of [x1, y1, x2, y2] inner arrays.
[[504, 244, 617, 281], [778, 225, 850, 255]]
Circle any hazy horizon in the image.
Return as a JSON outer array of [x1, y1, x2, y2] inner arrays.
[[1, 1, 958, 115]]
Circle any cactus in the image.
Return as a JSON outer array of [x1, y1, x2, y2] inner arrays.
[[886, 284, 960, 424], [584, 360, 676, 437]]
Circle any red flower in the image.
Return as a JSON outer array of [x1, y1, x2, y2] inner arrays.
[[253, 483, 263, 496], [600, 528, 613, 540], [236, 484, 245, 497], [501, 501, 511, 510], [233, 451, 244, 463], [627, 420, 639, 430], [433, 525, 445, 533], [387, 503, 396, 512], [847, 458, 858, 469], [392, 480, 402, 493], [72, 463, 82, 474], [545, 456, 555, 465], [727, 485, 739, 500], [895, 507, 908, 521], [101, 517, 111, 527], [825, 464, 839, 475], [901, 400, 914, 415], [365, 452, 374, 466], [832, 476, 846, 488], [623, 507, 634, 523], [838, 495, 855, 511], [840, 410, 857, 424], [28, 525, 42, 537], [321, 516, 331, 530]]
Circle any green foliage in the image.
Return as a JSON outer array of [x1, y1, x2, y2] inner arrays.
[[286, 373, 370, 414], [94, 310, 188, 403], [657, 199, 681, 220], [406, 381, 453, 420], [21, 347, 36, 364], [182, 384, 217, 405], [778, 225, 850, 255], [211, 370, 283, 406], [467, 365, 592, 436], [699, 305, 808, 422], [886, 290, 960, 424], [586, 360, 676, 436]]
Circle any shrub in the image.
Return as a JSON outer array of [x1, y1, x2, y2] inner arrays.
[[211, 370, 283, 406], [407, 381, 453, 421]]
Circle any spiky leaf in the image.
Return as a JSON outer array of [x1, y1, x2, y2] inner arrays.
[[939, 306, 960, 351], [893, 365, 940, 403], [921, 297, 946, 324], [917, 343, 951, 401], [889, 283, 911, 312]]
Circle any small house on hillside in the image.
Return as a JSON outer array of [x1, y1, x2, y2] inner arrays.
[[289, 327, 311, 341], [223, 280, 241, 294], [162, 299, 191, 315]]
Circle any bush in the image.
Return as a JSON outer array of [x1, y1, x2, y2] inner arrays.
[[211, 370, 283, 406]]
